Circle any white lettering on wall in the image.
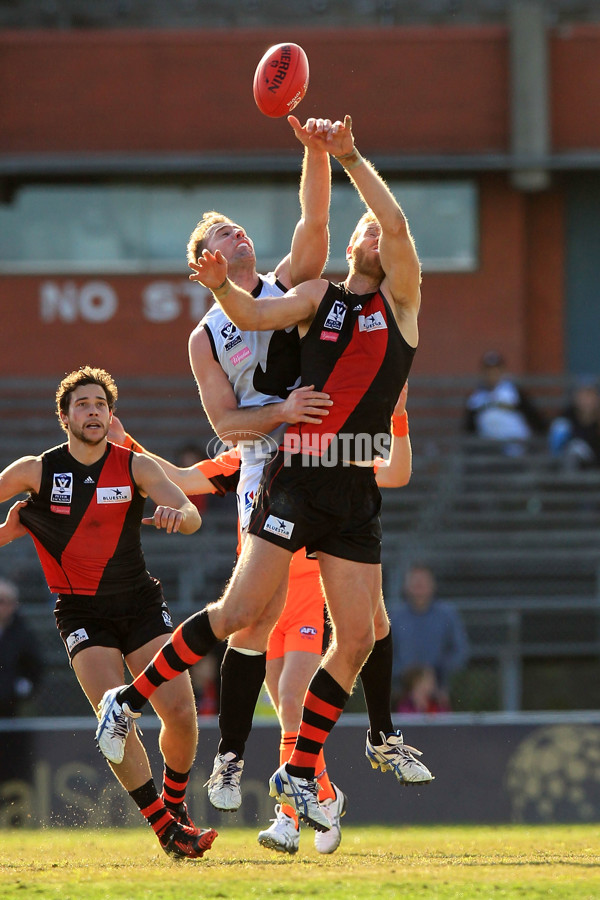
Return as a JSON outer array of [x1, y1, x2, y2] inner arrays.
[[39, 281, 210, 323], [142, 282, 209, 323], [40, 281, 118, 323]]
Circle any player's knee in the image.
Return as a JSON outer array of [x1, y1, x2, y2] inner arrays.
[[278, 691, 303, 728], [162, 696, 197, 733]]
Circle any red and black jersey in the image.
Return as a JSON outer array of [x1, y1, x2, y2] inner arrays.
[[19, 442, 148, 596], [286, 282, 416, 459]]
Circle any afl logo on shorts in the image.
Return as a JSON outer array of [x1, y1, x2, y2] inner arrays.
[[299, 626, 318, 637]]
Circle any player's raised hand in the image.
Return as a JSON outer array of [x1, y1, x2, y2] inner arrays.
[[288, 115, 334, 151], [189, 249, 228, 291], [300, 114, 354, 159]]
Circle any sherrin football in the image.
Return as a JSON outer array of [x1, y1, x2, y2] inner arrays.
[[253, 43, 309, 118]]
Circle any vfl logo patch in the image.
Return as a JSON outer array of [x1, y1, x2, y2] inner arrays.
[[358, 311, 387, 332], [220, 321, 237, 339], [320, 330, 339, 342], [66, 628, 89, 653], [264, 515, 295, 540], [225, 334, 243, 352], [323, 300, 347, 331], [231, 347, 251, 366], [96, 486, 132, 504], [51, 472, 73, 504], [244, 489, 255, 512], [162, 608, 173, 628]]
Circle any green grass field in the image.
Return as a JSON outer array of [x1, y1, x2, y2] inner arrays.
[[1, 824, 599, 900]]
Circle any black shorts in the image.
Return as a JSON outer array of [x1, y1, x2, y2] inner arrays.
[[54, 576, 174, 664], [248, 451, 382, 564]]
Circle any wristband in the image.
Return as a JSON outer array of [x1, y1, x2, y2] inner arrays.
[[391, 411, 409, 438], [124, 432, 146, 454], [213, 277, 230, 297], [334, 147, 364, 171]]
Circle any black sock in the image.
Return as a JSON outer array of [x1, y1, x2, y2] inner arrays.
[[217, 647, 266, 758], [360, 629, 394, 742]]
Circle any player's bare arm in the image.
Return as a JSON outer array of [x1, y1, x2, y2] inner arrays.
[[374, 383, 412, 489], [108, 414, 215, 496], [190, 250, 324, 333], [280, 116, 331, 288], [322, 115, 421, 341], [132, 454, 202, 535], [0, 456, 42, 505], [0, 499, 29, 547]]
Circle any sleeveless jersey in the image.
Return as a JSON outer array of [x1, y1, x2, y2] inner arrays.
[[286, 282, 416, 461], [19, 442, 148, 596], [200, 272, 300, 467], [200, 272, 301, 527]]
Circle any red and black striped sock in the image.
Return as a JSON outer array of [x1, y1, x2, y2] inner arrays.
[[286, 667, 349, 780], [129, 779, 173, 837], [161, 764, 190, 812], [119, 609, 218, 710]]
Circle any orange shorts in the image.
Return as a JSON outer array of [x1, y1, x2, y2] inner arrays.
[[267, 568, 326, 660]]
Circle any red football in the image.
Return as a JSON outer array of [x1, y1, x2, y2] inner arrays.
[[253, 43, 309, 118]]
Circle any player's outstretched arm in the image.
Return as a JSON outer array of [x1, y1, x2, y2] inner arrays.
[[280, 117, 331, 288], [189, 249, 323, 332], [109, 415, 214, 496]]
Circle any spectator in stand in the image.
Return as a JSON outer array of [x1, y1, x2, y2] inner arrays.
[[395, 665, 451, 714], [0, 577, 43, 718], [463, 351, 546, 456], [548, 376, 600, 471], [390, 564, 469, 709]]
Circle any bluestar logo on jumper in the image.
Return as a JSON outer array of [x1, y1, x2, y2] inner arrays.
[[96, 486, 132, 504], [51, 473, 73, 504], [358, 311, 387, 332], [323, 300, 347, 331], [264, 515, 294, 540]]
